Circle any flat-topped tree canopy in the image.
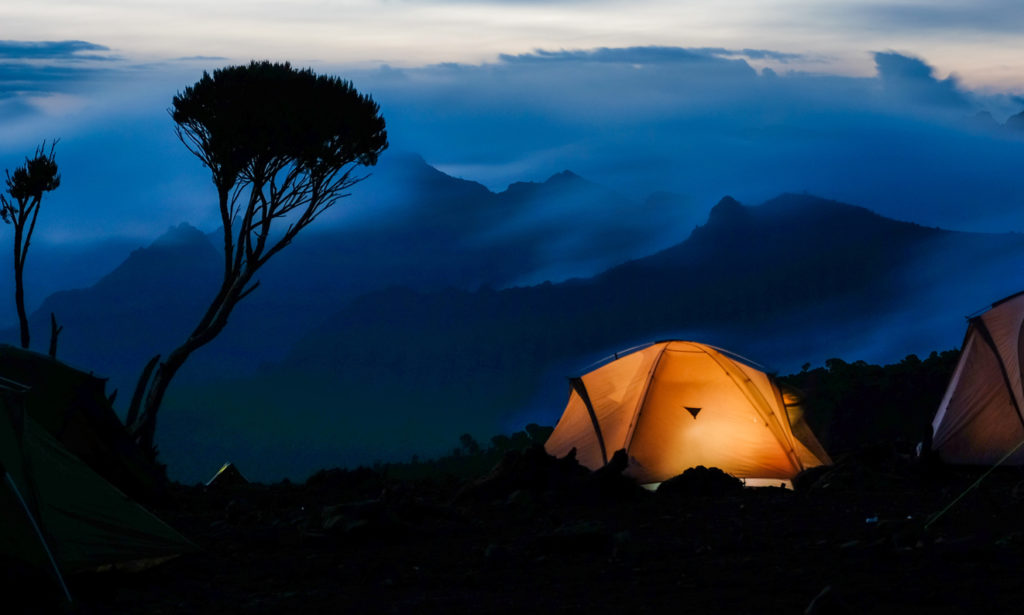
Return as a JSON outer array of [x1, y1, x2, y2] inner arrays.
[[171, 60, 387, 196]]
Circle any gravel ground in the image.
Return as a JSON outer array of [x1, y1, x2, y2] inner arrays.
[[54, 447, 1024, 614]]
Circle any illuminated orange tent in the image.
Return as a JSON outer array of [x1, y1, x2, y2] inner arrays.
[[931, 291, 1024, 465], [545, 341, 831, 484]]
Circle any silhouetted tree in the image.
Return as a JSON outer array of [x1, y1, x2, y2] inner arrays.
[[459, 433, 481, 455], [525, 423, 553, 444], [1, 141, 60, 350], [127, 61, 387, 455]]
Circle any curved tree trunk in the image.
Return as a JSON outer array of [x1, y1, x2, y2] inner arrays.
[[132, 260, 253, 457], [12, 221, 28, 350], [133, 345, 192, 456], [14, 263, 28, 349]]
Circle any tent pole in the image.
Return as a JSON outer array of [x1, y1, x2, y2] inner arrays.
[[3, 470, 72, 603], [570, 378, 608, 465]]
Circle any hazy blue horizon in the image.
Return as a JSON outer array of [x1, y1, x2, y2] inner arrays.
[[1, 39, 1023, 247], [3, 3, 1024, 483]]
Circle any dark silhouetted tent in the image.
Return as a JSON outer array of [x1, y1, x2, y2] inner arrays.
[[932, 291, 1024, 464], [206, 462, 248, 488], [0, 345, 164, 501], [545, 341, 832, 484], [0, 379, 194, 601]]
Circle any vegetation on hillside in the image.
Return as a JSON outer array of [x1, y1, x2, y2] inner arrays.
[[363, 423, 555, 482], [780, 350, 961, 456], [322, 348, 961, 485]]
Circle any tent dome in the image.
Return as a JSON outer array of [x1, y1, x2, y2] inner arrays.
[[545, 341, 831, 483], [931, 291, 1024, 465]]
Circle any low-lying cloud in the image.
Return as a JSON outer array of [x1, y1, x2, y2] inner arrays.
[[874, 51, 969, 108], [358, 46, 1024, 232], [1, 42, 1023, 247]]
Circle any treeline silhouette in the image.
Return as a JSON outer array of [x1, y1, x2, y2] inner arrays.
[[329, 347, 960, 483], [780, 350, 961, 456], [303, 424, 556, 486]]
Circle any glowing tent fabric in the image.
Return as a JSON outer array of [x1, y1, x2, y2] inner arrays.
[[931, 291, 1024, 465], [544, 341, 832, 483]]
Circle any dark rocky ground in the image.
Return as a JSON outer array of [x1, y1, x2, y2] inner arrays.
[[62, 446, 1024, 614]]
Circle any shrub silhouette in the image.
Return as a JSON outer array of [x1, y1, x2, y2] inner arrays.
[[1, 140, 60, 350]]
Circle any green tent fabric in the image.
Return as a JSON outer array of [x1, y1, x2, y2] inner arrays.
[[0, 380, 194, 590], [0, 344, 164, 501], [0, 384, 71, 601], [1, 469, 72, 603]]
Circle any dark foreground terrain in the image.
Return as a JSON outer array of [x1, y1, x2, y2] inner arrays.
[[63, 447, 1024, 614]]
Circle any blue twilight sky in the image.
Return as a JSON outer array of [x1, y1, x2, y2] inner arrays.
[[2, 1, 1024, 246]]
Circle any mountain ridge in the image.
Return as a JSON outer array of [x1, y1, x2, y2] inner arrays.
[[5, 157, 1024, 481], [180, 190, 1024, 482], [3, 153, 699, 395]]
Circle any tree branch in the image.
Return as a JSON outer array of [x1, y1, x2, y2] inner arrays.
[[48, 312, 62, 358], [237, 280, 261, 303], [127, 354, 161, 430]]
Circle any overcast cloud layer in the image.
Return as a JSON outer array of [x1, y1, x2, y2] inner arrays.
[[8, 2, 1024, 87], [1, 42, 1023, 248]]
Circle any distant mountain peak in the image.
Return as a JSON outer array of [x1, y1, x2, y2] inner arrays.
[[1006, 109, 1024, 132], [151, 222, 209, 248], [548, 169, 582, 183], [707, 195, 748, 225], [759, 192, 882, 222], [501, 169, 590, 196], [384, 150, 428, 165], [714, 195, 742, 208]]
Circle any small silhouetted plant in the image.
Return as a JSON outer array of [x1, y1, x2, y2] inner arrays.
[[127, 61, 387, 457], [1, 141, 60, 350], [459, 433, 482, 455]]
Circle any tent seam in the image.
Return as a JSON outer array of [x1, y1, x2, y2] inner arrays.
[[621, 342, 667, 458], [974, 318, 1024, 431], [569, 377, 608, 466], [702, 346, 804, 473]]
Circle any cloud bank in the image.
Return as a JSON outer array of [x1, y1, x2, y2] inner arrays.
[[357, 46, 1024, 232], [0, 40, 113, 60], [0, 42, 1023, 248]]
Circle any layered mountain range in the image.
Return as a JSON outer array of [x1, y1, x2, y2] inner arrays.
[[6, 155, 1024, 481], [15, 152, 697, 389]]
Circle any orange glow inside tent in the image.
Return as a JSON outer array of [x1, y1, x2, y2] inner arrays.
[[544, 341, 832, 483]]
